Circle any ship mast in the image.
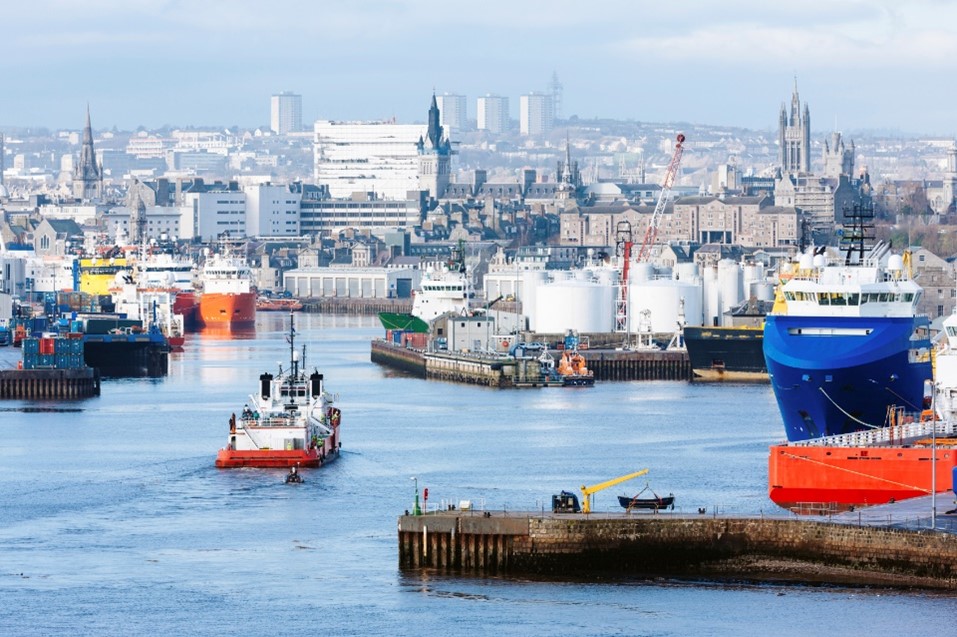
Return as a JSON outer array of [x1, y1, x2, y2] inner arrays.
[[288, 311, 297, 378]]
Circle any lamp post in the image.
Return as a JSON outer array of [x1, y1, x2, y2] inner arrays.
[[411, 476, 421, 516]]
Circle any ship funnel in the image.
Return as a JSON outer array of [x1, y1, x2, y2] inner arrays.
[[310, 372, 323, 398], [260, 373, 273, 399]]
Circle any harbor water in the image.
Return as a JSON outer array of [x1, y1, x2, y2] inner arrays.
[[1, 313, 955, 636]]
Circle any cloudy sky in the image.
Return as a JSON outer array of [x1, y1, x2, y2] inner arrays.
[[2, 0, 956, 135]]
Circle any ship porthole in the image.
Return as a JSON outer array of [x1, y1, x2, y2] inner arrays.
[[825, 451, 831, 456]]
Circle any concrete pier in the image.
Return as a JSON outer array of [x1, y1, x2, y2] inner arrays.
[[371, 340, 692, 384], [398, 511, 957, 590], [0, 368, 101, 399]]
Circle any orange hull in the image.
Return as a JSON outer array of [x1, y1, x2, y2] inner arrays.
[[199, 292, 256, 326], [215, 428, 340, 468], [769, 443, 957, 509]]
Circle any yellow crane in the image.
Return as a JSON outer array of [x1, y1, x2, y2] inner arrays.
[[580, 469, 649, 514]]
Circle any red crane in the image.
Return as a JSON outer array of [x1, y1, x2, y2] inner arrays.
[[615, 133, 685, 333], [635, 133, 686, 263]]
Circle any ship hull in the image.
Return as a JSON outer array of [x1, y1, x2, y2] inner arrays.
[[173, 291, 200, 331], [82, 338, 168, 378], [684, 325, 767, 382], [215, 427, 340, 468], [378, 312, 428, 333], [764, 314, 932, 441], [769, 442, 957, 509], [199, 292, 256, 327]]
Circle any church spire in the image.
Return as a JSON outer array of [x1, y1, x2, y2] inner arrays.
[[426, 91, 442, 149], [73, 104, 102, 201]]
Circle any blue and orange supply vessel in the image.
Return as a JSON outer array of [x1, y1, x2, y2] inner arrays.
[[766, 203, 948, 510], [764, 205, 932, 442]]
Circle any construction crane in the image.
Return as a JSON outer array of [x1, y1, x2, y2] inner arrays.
[[635, 133, 686, 263], [580, 468, 649, 514], [614, 134, 685, 334]]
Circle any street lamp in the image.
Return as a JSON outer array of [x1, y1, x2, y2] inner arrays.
[[411, 476, 421, 516]]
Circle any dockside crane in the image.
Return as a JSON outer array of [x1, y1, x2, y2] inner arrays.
[[615, 133, 686, 334], [635, 133, 685, 263], [580, 468, 649, 514]]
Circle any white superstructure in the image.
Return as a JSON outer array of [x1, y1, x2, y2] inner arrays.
[[777, 246, 923, 319], [412, 262, 472, 323], [201, 252, 252, 295]]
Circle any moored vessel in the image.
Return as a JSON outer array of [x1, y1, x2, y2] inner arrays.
[[684, 324, 766, 381], [764, 205, 932, 442], [768, 409, 957, 510], [377, 242, 472, 333], [198, 248, 256, 327], [256, 296, 303, 312], [215, 314, 341, 469]]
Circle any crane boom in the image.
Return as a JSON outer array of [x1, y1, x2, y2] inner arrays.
[[580, 468, 649, 513], [635, 133, 685, 263]]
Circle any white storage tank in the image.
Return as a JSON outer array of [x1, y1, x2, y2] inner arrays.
[[717, 259, 743, 324], [521, 270, 549, 331], [534, 280, 614, 333], [628, 279, 703, 333], [630, 261, 654, 283], [674, 262, 699, 281], [702, 265, 720, 327], [750, 280, 775, 302]]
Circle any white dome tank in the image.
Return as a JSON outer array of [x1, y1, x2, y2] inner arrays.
[[675, 262, 699, 281], [521, 270, 549, 332], [534, 280, 614, 333], [799, 252, 815, 270], [628, 279, 703, 333], [812, 253, 826, 268], [596, 267, 618, 287], [630, 261, 654, 283], [888, 254, 904, 272]]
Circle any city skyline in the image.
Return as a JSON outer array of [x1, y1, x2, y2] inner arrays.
[[3, 1, 957, 135]]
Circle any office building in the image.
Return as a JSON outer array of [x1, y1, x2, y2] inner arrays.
[[313, 120, 426, 200]]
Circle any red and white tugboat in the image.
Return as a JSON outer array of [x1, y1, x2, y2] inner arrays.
[[215, 314, 341, 468]]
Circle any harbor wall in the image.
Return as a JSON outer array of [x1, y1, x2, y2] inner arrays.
[[398, 513, 957, 590], [0, 368, 101, 399], [371, 339, 692, 384], [370, 339, 426, 377], [301, 298, 412, 315]]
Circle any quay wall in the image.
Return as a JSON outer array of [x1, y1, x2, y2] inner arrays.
[[370, 340, 426, 377], [371, 339, 691, 384], [301, 298, 412, 315], [584, 350, 691, 381], [398, 513, 957, 590], [0, 368, 101, 399]]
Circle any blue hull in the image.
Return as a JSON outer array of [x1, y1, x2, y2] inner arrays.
[[764, 314, 932, 441]]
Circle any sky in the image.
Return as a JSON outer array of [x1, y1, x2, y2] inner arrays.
[[2, 0, 957, 136]]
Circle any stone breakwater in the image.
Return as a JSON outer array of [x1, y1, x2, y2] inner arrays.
[[398, 512, 957, 590]]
